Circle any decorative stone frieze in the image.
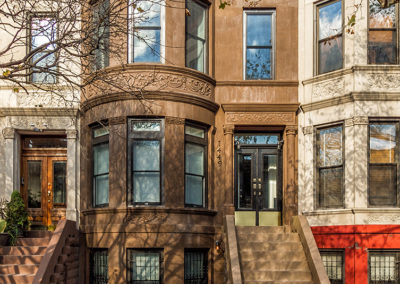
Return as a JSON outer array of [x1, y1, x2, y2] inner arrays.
[[312, 77, 345, 99], [368, 215, 400, 224], [365, 73, 400, 91], [225, 112, 295, 124], [16, 92, 74, 108], [8, 116, 75, 129], [353, 116, 369, 125], [165, 116, 185, 125], [124, 213, 168, 224]]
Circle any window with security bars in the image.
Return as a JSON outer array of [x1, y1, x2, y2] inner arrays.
[[184, 249, 208, 284], [369, 123, 399, 207], [316, 125, 344, 208], [320, 251, 344, 284], [90, 249, 108, 284], [128, 249, 163, 283], [369, 251, 400, 283]]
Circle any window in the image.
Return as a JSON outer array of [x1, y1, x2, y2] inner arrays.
[[128, 119, 164, 205], [185, 125, 207, 207], [129, 0, 164, 63], [243, 10, 275, 80], [368, 0, 397, 64], [320, 250, 344, 284], [185, 0, 208, 73], [30, 15, 57, 83], [316, 0, 343, 74], [128, 249, 163, 283], [316, 125, 344, 208], [92, 127, 109, 207], [90, 249, 108, 284], [369, 123, 399, 207], [369, 251, 400, 283], [184, 249, 208, 284], [92, 0, 110, 70]]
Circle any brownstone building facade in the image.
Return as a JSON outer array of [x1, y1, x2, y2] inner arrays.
[[80, 0, 298, 282]]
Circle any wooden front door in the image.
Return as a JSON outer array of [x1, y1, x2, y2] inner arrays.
[[21, 155, 67, 227]]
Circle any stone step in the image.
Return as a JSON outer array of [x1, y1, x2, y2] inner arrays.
[[237, 233, 300, 243], [0, 246, 47, 255], [0, 255, 43, 265], [0, 264, 39, 274], [241, 259, 310, 271], [236, 226, 288, 235], [240, 249, 307, 262], [243, 270, 313, 281], [238, 241, 303, 252], [16, 238, 49, 246], [0, 274, 35, 284], [24, 230, 53, 239]]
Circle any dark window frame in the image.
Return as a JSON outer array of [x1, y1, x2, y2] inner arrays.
[[185, 0, 209, 73], [368, 120, 400, 207], [315, 0, 344, 75], [92, 125, 110, 208], [28, 12, 58, 84], [127, 118, 164, 206], [90, 248, 109, 284], [315, 123, 345, 209], [368, 250, 400, 283], [127, 249, 164, 284], [184, 248, 208, 284], [184, 123, 208, 208], [320, 249, 345, 284]]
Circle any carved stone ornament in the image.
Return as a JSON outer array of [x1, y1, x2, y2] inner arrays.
[[312, 77, 345, 99], [16, 92, 76, 108], [365, 73, 400, 91], [124, 213, 168, 224], [223, 124, 234, 135], [352, 116, 369, 125], [285, 125, 297, 135], [345, 118, 354, 127], [165, 117, 185, 125], [109, 116, 127, 125], [302, 126, 313, 135], [225, 112, 294, 124], [2, 127, 15, 139], [368, 214, 400, 224]]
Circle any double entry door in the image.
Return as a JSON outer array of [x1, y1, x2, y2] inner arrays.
[[236, 147, 281, 226], [21, 155, 67, 227]]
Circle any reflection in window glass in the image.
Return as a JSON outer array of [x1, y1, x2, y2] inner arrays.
[[238, 154, 252, 209], [245, 12, 274, 79], [234, 134, 279, 145], [132, 121, 161, 132], [185, 143, 205, 206], [317, 1, 343, 74], [31, 17, 57, 83], [186, 0, 207, 72], [92, 0, 110, 70], [53, 162, 66, 205], [185, 125, 205, 138], [263, 155, 277, 209], [93, 143, 109, 206], [28, 161, 42, 208], [318, 126, 343, 167], [133, 0, 161, 62], [368, 0, 397, 64]]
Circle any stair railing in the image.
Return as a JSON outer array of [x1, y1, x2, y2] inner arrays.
[[224, 215, 242, 284]]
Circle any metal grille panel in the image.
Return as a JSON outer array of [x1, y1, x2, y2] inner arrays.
[[184, 250, 208, 284], [90, 249, 108, 284], [370, 252, 399, 283], [320, 251, 344, 284]]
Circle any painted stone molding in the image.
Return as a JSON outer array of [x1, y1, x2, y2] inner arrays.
[[225, 112, 295, 125], [165, 116, 185, 125], [2, 127, 15, 139], [302, 126, 313, 135], [312, 77, 345, 99]]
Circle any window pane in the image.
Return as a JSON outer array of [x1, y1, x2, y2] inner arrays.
[[319, 167, 343, 208], [321, 251, 344, 282], [133, 141, 160, 171], [132, 121, 161, 131], [53, 162, 66, 204], [370, 253, 398, 282], [90, 249, 108, 284], [369, 0, 395, 29], [186, 36, 205, 72], [93, 0, 109, 70], [263, 155, 277, 210], [134, 172, 160, 203], [134, 29, 161, 62], [186, 0, 206, 39], [368, 30, 396, 64], [185, 175, 204, 206], [132, 253, 160, 281], [94, 143, 109, 175], [369, 164, 397, 206], [184, 250, 207, 283], [234, 134, 279, 145], [319, 1, 342, 40], [319, 36, 343, 74], [135, 0, 161, 27], [246, 48, 271, 79], [370, 124, 396, 163], [93, 127, 109, 138], [185, 143, 204, 175], [247, 14, 271, 46], [23, 137, 67, 148], [238, 154, 252, 209], [185, 125, 205, 138], [94, 175, 109, 206], [318, 126, 342, 167], [28, 161, 42, 208]]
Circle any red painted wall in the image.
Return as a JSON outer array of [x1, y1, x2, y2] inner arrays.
[[312, 225, 400, 284]]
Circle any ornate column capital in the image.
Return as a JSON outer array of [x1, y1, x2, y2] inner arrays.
[[2, 128, 15, 139], [66, 129, 78, 139], [223, 124, 234, 135], [285, 125, 298, 136]]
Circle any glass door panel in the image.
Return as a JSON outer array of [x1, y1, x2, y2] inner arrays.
[[27, 161, 42, 208], [238, 152, 255, 209], [262, 154, 277, 210], [53, 161, 66, 205]]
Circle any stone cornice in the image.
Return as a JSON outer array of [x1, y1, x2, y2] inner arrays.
[[216, 80, 298, 87], [221, 103, 299, 113], [81, 91, 220, 113], [81, 206, 218, 216], [0, 107, 79, 117]]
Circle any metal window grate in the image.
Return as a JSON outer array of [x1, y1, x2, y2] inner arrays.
[[369, 252, 399, 283], [320, 251, 344, 284], [90, 249, 108, 284], [128, 250, 162, 284], [184, 250, 208, 284]]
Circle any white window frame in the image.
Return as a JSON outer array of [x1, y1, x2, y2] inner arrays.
[[243, 10, 276, 80], [128, 0, 165, 63]]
